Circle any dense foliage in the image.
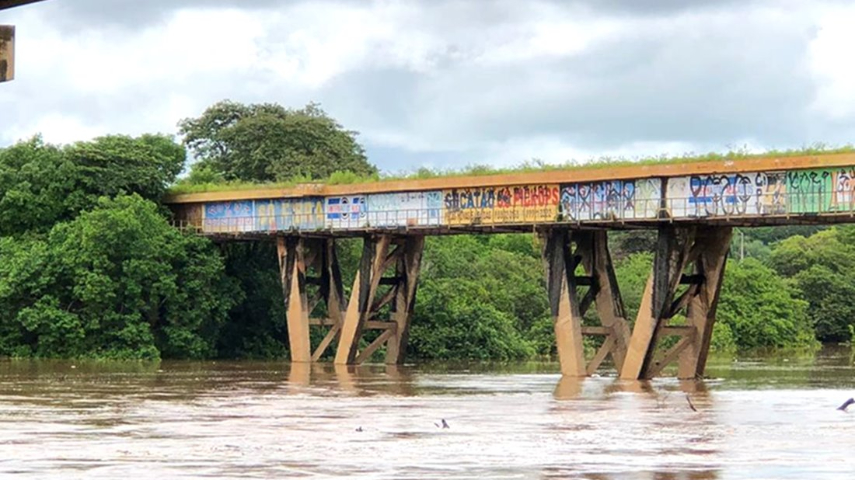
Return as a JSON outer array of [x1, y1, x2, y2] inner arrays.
[[0, 135, 184, 236], [409, 236, 544, 360], [0, 194, 234, 359], [178, 100, 377, 183], [0, 101, 850, 361], [0, 136, 232, 359], [768, 227, 855, 342]]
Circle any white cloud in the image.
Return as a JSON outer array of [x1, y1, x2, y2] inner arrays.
[[0, 0, 852, 172], [6, 113, 105, 145], [809, 3, 855, 119]]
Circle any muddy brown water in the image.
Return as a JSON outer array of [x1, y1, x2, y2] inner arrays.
[[1, 347, 854, 479]]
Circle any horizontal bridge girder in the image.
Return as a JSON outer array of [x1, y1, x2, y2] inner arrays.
[[580, 324, 695, 338]]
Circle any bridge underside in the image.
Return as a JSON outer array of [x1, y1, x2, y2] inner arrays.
[[275, 225, 733, 380]]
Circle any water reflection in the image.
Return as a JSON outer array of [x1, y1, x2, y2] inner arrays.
[[554, 376, 710, 400], [541, 470, 720, 479], [287, 362, 418, 396], [0, 348, 853, 478]]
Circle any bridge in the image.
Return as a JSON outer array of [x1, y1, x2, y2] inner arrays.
[[166, 152, 855, 380]]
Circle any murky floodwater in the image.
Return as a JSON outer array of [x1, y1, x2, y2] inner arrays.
[[1, 348, 854, 479]]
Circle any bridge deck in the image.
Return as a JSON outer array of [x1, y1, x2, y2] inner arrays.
[[166, 152, 855, 236], [180, 153, 852, 378]]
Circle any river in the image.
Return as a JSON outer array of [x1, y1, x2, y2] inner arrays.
[[1, 347, 854, 479]]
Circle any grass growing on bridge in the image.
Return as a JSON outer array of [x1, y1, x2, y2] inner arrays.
[[168, 144, 855, 195]]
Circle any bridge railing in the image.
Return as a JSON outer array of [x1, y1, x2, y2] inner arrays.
[[171, 190, 855, 235]]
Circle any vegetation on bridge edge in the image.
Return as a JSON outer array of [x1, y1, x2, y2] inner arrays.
[[167, 143, 855, 195], [0, 99, 853, 363]]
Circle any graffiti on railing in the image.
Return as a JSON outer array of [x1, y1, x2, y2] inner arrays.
[[170, 166, 855, 234], [204, 200, 254, 232], [367, 191, 443, 227], [831, 168, 855, 212], [443, 185, 559, 225], [255, 198, 324, 231], [560, 178, 661, 221], [787, 170, 830, 214], [755, 172, 787, 215], [325, 195, 366, 229]]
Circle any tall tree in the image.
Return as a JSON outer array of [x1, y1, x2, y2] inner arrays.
[[178, 100, 377, 182], [770, 227, 855, 342], [0, 195, 235, 359], [0, 135, 185, 236]]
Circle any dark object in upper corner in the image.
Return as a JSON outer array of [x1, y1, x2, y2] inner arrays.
[[0, 0, 49, 11]]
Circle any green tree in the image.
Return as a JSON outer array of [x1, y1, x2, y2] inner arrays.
[[613, 252, 653, 323], [178, 100, 377, 183], [406, 235, 542, 360], [215, 242, 289, 359], [0, 195, 234, 359], [0, 135, 185, 236], [410, 278, 535, 360], [717, 258, 816, 349], [770, 227, 855, 342]]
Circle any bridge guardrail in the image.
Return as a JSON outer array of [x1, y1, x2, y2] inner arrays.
[[170, 190, 855, 235]]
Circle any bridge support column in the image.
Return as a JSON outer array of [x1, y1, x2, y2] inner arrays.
[[335, 235, 424, 365], [385, 236, 425, 365], [277, 237, 346, 363], [541, 228, 632, 377], [620, 225, 732, 380]]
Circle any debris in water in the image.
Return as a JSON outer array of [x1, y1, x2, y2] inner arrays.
[[686, 394, 698, 412], [837, 398, 854, 412]]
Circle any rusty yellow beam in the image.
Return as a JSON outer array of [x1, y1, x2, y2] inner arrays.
[[164, 152, 855, 204], [0, 25, 12, 82]]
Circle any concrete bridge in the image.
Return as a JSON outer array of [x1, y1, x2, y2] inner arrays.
[[166, 153, 855, 380]]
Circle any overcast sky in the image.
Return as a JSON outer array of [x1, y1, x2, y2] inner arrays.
[[1, 0, 854, 172]]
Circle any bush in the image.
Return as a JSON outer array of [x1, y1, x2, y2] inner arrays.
[[717, 258, 817, 349], [0, 195, 234, 359]]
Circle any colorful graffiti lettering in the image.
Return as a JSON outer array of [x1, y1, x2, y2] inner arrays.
[[444, 188, 496, 212], [192, 166, 855, 232], [560, 179, 661, 221], [787, 170, 832, 214], [367, 191, 443, 227], [255, 198, 323, 231], [688, 174, 753, 216], [444, 185, 559, 225], [204, 201, 254, 233], [754, 172, 787, 215], [667, 174, 765, 218], [831, 168, 855, 212], [325, 196, 367, 229]]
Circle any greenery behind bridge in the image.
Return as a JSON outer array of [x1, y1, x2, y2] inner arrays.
[[0, 101, 850, 361]]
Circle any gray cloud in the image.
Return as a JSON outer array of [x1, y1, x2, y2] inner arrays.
[[315, 2, 823, 157], [35, 0, 282, 30], [2, 0, 852, 172]]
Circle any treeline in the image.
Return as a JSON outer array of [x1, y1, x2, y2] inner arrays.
[[0, 100, 849, 361], [0, 136, 233, 358]]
